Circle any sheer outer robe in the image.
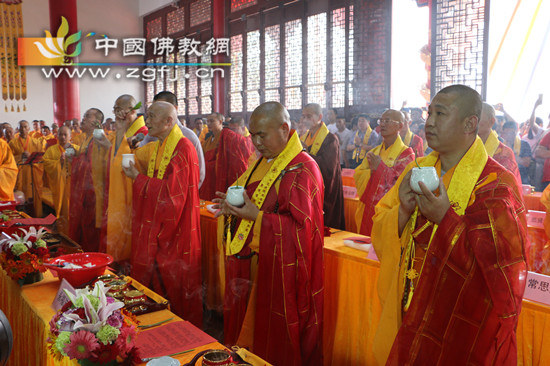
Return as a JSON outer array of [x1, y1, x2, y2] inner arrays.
[[199, 128, 253, 201], [406, 133, 424, 157], [69, 136, 105, 252], [8, 136, 44, 203], [0, 139, 17, 200], [305, 132, 346, 229], [131, 137, 202, 327], [354, 144, 414, 236], [371, 157, 527, 366], [100, 120, 147, 262], [43, 144, 76, 233], [492, 141, 522, 187], [224, 152, 324, 366]]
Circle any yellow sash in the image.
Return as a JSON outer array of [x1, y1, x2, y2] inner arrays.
[[401, 136, 488, 310], [302, 123, 329, 156], [403, 129, 413, 146], [514, 136, 521, 156], [125, 116, 146, 138], [226, 131, 303, 255], [484, 130, 500, 157], [352, 126, 373, 161], [147, 124, 184, 179]]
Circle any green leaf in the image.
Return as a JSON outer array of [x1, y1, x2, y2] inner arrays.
[[64, 30, 81, 50], [57, 16, 68, 39], [131, 101, 142, 110], [67, 42, 81, 58]]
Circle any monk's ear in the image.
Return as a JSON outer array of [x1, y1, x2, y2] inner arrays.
[[464, 115, 478, 134]]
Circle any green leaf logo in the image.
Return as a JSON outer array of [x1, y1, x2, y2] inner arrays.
[[34, 16, 82, 65]]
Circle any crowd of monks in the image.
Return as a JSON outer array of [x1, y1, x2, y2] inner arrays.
[[0, 85, 536, 365]]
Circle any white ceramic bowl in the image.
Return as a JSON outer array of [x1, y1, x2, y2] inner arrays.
[[226, 186, 245, 206], [121, 154, 135, 169], [93, 128, 105, 139], [410, 167, 439, 194], [65, 147, 75, 158]]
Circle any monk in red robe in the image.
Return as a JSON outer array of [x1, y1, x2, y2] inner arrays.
[[69, 108, 107, 252], [123, 101, 202, 327], [400, 110, 424, 156], [97, 95, 148, 264], [300, 103, 345, 229], [478, 102, 522, 186], [354, 109, 414, 236], [200, 112, 254, 201], [371, 85, 527, 365], [213, 102, 324, 366]]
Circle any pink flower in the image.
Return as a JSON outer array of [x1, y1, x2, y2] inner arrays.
[[65, 330, 99, 360], [115, 325, 137, 356]]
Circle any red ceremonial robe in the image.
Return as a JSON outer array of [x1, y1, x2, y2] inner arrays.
[[224, 152, 324, 366], [380, 158, 527, 365], [69, 137, 104, 252], [408, 134, 424, 157], [305, 131, 346, 230], [492, 141, 522, 187], [131, 137, 203, 328], [358, 148, 414, 235], [199, 128, 253, 201]]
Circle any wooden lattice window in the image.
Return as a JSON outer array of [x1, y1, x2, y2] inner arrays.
[[264, 24, 280, 103], [190, 0, 211, 28], [176, 52, 187, 115], [167, 7, 185, 35], [230, 34, 244, 113], [284, 19, 302, 111], [246, 30, 261, 112], [231, 0, 257, 13]]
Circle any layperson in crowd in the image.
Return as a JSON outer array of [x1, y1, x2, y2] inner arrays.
[[139, 91, 206, 188], [96, 94, 147, 264], [123, 101, 202, 327], [43, 126, 77, 234], [501, 121, 532, 184], [354, 109, 414, 236], [372, 85, 527, 365], [69, 108, 107, 252], [326, 107, 339, 134], [300, 103, 346, 229], [213, 101, 323, 366], [478, 103, 522, 186], [400, 110, 424, 156], [199, 112, 254, 201], [0, 137, 18, 201], [347, 114, 379, 169], [9, 120, 45, 216], [335, 117, 354, 168]]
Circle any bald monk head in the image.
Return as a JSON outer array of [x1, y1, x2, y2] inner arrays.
[[58, 126, 71, 148], [19, 120, 30, 139], [145, 101, 178, 142], [379, 109, 405, 142], [113, 94, 138, 128], [3, 125, 14, 142], [249, 102, 291, 159]]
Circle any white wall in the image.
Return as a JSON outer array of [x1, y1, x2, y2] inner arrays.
[[139, 0, 173, 17], [1, 0, 143, 127]]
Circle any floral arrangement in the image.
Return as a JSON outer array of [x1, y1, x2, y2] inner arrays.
[[0, 227, 49, 281], [47, 281, 140, 365]]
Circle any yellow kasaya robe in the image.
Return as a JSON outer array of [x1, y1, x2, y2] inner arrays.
[[8, 135, 45, 216], [43, 143, 77, 234], [0, 139, 18, 201], [29, 130, 43, 139], [71, 132, 86, 146], [101, 116, 147, 262]]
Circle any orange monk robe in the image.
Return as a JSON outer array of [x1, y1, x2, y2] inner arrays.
[[100, 116, 148, 262], [199, 128, 253, 201], [223, 131, 324, 365], [484, 130, 522, 188], [131, 127, 202, 326], [0, 139, 18, 200], [354, 135, 414, 235], [198, 128, 207, 144], [30, 130, 43, 139], [71, 131, 84, 145], [9, 136, 45, 216], [69, 135, 107, 252], [371, 138, 527, 365], [43, 143, 78, 234]]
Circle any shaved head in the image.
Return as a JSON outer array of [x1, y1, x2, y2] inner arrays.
[[249, 102, 292, 159], [116, 94, 136, 109], [145, 101, 177, 140], [251, 101, 291, 129]]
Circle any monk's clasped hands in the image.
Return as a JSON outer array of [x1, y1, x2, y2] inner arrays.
[[212, 190, 259, 221]]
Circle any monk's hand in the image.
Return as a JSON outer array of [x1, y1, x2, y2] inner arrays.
[[94, 132, 111, 148], [212, 191, 231, 218], [227, 191, 259, 221], [122, 160, 139, 180], [398, 170, 416, 215], [366, 152, 381, 170], [415, 179, 450, 224]]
